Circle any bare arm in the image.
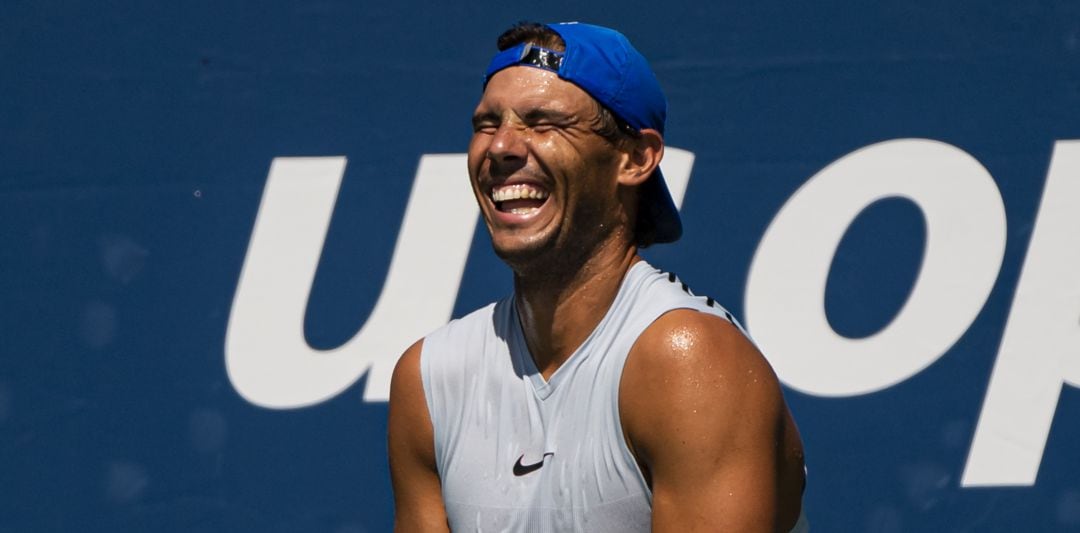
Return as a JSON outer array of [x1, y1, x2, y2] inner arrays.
[[620, 310, 805, 532], [387, 339, 450, 532]]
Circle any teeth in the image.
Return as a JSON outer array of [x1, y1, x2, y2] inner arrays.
[[491, 184, 550, 203], [509, 207, 538, 215]]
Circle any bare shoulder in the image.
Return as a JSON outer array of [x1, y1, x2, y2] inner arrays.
[[388, 338, 449, 532], [390, 338, 426, 403], [621, 309, 780, 417], [620, 309, 805, 532], [388, 338, 432, 470]]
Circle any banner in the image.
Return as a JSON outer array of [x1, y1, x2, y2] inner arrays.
[[3, 2, 1078, 530]]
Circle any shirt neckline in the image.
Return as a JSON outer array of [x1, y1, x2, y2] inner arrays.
[[510, 260, 650, 401]]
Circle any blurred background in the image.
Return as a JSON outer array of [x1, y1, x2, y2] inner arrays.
[[3, 1, 1079, 531]]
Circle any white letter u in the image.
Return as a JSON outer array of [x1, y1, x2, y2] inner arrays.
[[225, 155, 477, 407]]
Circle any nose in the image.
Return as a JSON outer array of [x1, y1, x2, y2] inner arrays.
[[487, 121, 527, 167]]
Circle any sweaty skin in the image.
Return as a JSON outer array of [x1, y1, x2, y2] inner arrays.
[[621, 311, 806, 531], [388, 65, 805, 532]]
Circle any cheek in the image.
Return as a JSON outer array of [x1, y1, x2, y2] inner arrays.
[[533, 136, 586, 175], [467, 137, 488, 173]]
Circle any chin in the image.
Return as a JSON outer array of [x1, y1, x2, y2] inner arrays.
[[488, 229, 562, 270], [491, 235, 548, 263]]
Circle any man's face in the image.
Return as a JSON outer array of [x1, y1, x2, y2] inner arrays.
[[468, 66, 627, 267]]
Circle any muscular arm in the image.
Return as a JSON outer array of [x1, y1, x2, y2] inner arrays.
[[620, 310, 805, 532], [387, 340, 450, 532]]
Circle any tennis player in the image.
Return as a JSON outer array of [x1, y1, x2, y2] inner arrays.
[[388, 21, 807, 532]]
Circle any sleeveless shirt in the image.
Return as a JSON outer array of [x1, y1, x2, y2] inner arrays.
[[420, 260, 808, 532]]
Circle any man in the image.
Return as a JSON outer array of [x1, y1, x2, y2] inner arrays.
[[388, 22, 807, 532]]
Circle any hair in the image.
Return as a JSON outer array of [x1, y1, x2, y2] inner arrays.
[[495, 22, 656, 247]]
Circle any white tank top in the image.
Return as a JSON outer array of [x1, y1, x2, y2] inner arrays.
[[420, 261, 808, 532]]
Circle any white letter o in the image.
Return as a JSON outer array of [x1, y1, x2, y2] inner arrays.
[[745, 139, 1006, 397]]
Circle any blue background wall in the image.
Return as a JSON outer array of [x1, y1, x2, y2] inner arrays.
[[3, 1, 1079, 531]]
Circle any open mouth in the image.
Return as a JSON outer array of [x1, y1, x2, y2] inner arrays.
[[491, 183, 550, 215]]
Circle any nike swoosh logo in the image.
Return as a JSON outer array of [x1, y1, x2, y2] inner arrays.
[[512, 452, 554, 476]]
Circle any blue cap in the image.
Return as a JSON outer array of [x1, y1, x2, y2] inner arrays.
[[484, 22, 682, 244]]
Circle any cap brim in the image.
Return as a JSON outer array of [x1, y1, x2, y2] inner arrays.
[[641, 168, 683, 243]]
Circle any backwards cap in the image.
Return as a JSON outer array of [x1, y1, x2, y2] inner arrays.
[[484, 22, 682, 244]]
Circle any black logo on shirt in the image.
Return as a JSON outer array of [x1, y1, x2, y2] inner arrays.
[[512, 452, 554, 476]]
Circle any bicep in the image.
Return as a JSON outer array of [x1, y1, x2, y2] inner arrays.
[[621, 312, 802, 532], [648, 375, 784, 532], [387, 339, 450, 533]]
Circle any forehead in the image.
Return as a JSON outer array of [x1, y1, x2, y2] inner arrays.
[[475, 66, 596, 114]]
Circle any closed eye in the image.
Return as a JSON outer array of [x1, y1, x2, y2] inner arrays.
[[471, 112, 500, 134], [471, 108, 576, 134], [522, 109, 575, 131]]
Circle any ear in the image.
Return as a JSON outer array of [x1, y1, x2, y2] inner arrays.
[[617, 128, 664, 187]]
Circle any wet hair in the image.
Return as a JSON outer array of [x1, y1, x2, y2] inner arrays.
[[495, 22, 655, 247]]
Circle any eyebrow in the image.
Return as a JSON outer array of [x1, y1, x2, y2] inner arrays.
[[521, 108, 576, 125], [471, 111, 500, 129], [471, 106, 578, 129]]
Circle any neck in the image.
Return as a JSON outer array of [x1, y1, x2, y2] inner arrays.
[[513, 238, 641, 379]]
